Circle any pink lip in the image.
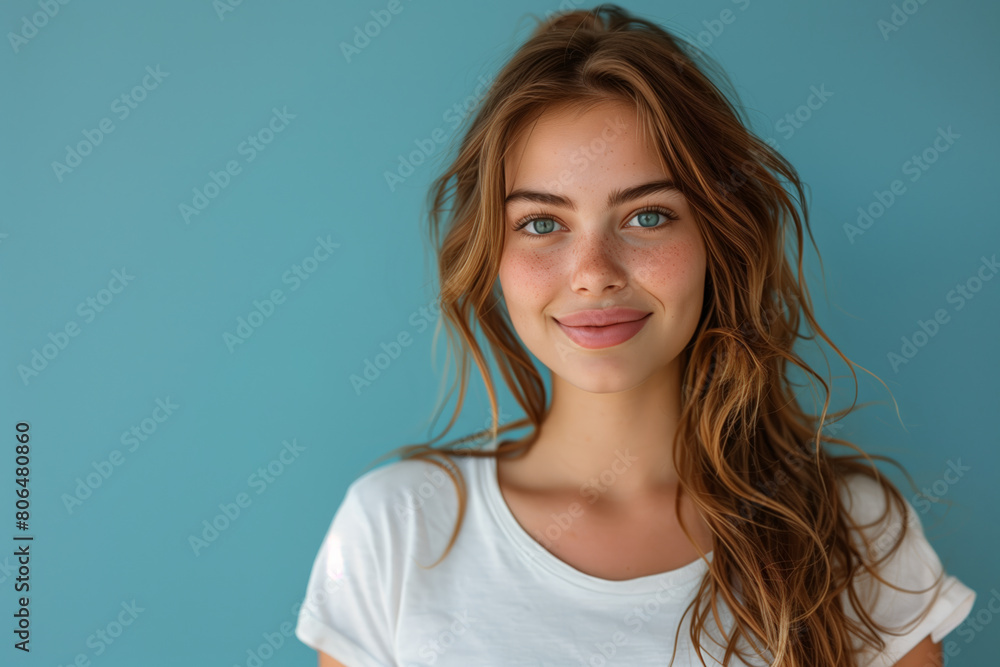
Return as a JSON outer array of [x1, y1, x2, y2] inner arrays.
[[555, 312, 651, 349], [555, 307, 651, 327]]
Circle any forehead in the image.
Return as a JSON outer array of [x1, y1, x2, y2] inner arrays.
[[503, 100, 665, 193]]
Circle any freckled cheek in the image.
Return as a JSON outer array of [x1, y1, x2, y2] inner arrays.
[[631, 241, 706, 296], [499, 250, 564, 305]]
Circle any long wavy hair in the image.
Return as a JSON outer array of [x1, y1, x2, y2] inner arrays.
[[362, 5, 946, 665]]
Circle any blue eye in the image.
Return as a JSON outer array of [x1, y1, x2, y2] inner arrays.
[[515, 217, 560, 236], [628, 211, 668, 229], [511, 206, 679, 239]]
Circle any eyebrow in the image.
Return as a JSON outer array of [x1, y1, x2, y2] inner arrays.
[[503, 179, 680, 211]]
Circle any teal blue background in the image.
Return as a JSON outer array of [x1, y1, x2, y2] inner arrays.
[[1, 0, 997, 664]]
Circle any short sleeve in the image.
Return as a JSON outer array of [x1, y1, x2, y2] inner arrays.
[[840, 474, 977, 667], [294, 480, 397, 667]]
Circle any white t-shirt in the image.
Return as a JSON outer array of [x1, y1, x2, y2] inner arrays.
[[294, 437, 976, 666]]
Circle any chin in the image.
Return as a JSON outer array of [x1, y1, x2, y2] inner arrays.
[[549, 357, 661, 393]]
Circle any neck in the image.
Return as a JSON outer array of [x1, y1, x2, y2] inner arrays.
[[508, 360, 685, 503]]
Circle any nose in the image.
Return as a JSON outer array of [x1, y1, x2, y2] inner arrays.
[[569, 229, 627, 295]]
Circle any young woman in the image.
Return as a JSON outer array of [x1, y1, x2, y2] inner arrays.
[[295, 5, 976, 665]]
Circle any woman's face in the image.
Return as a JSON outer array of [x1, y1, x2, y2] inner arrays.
[[499, 100, 708, 393]]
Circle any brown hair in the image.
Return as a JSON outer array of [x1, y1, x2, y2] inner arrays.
[[362, 4, 946, 665]]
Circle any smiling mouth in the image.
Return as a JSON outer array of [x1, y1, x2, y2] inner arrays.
[[554, 313, 651, 349]]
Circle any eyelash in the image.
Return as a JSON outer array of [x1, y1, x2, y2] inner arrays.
[[511, 206, 680, 239]]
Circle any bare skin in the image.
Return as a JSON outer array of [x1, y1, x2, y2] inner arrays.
[[497, 449, 714, 579]]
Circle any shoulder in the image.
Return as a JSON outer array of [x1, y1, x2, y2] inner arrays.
[[834, 472, 978, 664], [297, 454, 472, 663], [836, 471, 918, 558], [346, 455, 450, 507], [347, 452, 470, 509], [336, 452, 474, 545], [836, 470, 903, 520]]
